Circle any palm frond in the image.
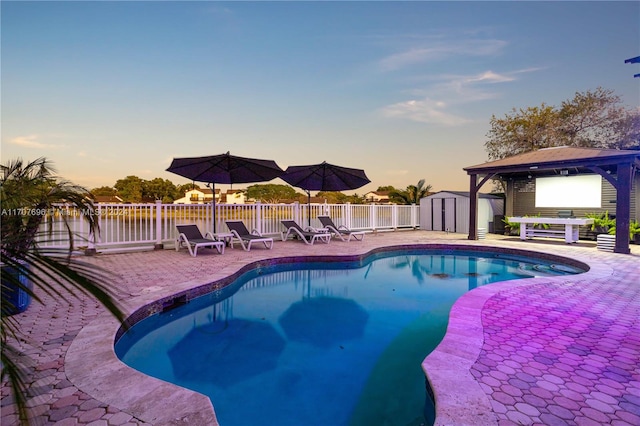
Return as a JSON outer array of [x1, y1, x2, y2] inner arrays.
[[1, 157, 126, 425]]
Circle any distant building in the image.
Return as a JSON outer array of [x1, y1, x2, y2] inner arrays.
[[173, 188, 248, 205], [173, 188, 217, 204], [221, 189, 246, 204], [93, 195, 123, 204], [364, 191, 391, 204]]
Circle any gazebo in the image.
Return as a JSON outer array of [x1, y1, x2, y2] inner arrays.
[[464, 147, 640, 254]]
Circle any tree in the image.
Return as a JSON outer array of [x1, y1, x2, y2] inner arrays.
[[485, 87, 640, 160], [1, 158, 125, 424], [347, 193, 367, 204], [90, 186, 117, 197], [316, 191, 367, 204], [376, 185, 396, 192], [390, 179, 433, 205], [143, 178, 179, 203], [316, 191, 349, 204], [245, 184, 299, 203], [114, 176, 145, 202]]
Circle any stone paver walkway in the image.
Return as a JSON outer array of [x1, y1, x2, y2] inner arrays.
[[1, 231, 639, 425]]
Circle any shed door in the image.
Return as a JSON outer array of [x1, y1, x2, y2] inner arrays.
[[431, 198, 457, 232], [431, 199, 443, 231], [443, 198, 457, 232]]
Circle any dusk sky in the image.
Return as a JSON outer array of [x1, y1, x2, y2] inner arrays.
[[2, 1, 639, 195]]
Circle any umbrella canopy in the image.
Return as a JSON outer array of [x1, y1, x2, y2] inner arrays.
[[280, 161, 370, 192], [278, 296, 369, 348], [167, 152, 284, 232], [168, 318, 286, 388], [280, 161, 370, 225], [167, 152, 284, 185]]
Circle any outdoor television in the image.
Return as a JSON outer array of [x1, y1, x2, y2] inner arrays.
[[535, 175, 602, 208]]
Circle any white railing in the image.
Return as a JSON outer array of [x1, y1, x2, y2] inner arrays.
[[36, 201, 420, 251]]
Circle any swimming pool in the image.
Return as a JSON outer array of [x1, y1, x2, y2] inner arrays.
[[115, 248, 586, 426]]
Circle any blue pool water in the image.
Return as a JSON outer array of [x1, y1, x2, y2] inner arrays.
[[115, 249, 585, 426]]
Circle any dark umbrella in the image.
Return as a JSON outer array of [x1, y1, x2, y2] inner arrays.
[[168, 318, 286, 388], [278, 296, 369, 347], [167, 152, 284, 232], [280, 161, 370, 225]]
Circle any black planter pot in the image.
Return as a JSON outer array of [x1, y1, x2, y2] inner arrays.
[[1, 261, 32, 315]]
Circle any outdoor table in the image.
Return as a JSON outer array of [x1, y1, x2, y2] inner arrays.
[[212, 232, 234, 247], [508, 217, 594, 244]]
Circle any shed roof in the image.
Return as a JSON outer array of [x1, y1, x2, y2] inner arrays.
[[425, 191, 503, 199]]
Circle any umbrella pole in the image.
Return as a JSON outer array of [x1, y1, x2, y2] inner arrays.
[[212, 182, 217, 234], [307, 190, 311, 227]]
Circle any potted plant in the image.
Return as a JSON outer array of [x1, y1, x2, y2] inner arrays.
[[1, 158, 125, 424], [608, 220, 640, 244], [632, 221, 640, 244], [585, 211, 616, 236], [502, 217, 520, 236]]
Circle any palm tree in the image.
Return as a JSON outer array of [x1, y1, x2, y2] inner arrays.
[[1, 158, 125, 425], [389, 179, 433, 205]]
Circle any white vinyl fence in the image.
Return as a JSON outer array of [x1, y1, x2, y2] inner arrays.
[[36, 201, 420, 253]]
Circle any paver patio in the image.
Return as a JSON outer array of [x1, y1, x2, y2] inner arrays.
[[1, 230, 639, 425]]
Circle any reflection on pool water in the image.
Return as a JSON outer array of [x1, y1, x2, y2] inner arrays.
[[115, 249, 585, 426]]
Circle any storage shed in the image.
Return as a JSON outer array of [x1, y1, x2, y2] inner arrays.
[[420, 191, 504, 235]]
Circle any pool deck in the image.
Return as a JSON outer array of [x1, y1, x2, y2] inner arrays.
[[1, 230, 639, 425]]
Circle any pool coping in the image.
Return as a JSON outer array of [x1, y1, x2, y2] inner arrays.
[[64, 242, 612, 425]]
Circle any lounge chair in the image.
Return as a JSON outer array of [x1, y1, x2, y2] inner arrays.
[[225, 220, 274, 251], [281, 220, 331, 245], [318, 215, 365, 242], [176, 224, 225, 257]]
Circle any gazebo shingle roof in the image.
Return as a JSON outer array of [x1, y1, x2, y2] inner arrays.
[[465, 146, 640, 172]]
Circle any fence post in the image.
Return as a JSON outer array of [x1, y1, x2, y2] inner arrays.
[[370, 203, 376, 231], [392, 204, 398, 230], [345, 202, 352, 229], [255, 201, 262, 234], [294, 202, 300, 224], [154, 200, 163, 250], [412, 204, 418, 229]]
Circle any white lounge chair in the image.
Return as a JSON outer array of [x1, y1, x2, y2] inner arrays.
[[176, 224, 225, 257], [225, 220, 274, 251], [318, 216, 365, 242], [281, 220, 331, 245]]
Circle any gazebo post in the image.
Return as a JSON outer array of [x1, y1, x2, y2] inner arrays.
[[468, 174, 478, 240], [614, 162, 633, 254]]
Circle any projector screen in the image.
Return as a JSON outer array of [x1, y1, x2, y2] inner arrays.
[[535, 175, 602, 208]]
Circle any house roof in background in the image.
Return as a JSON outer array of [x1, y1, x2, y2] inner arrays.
[[93, 195, 123, 203]]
